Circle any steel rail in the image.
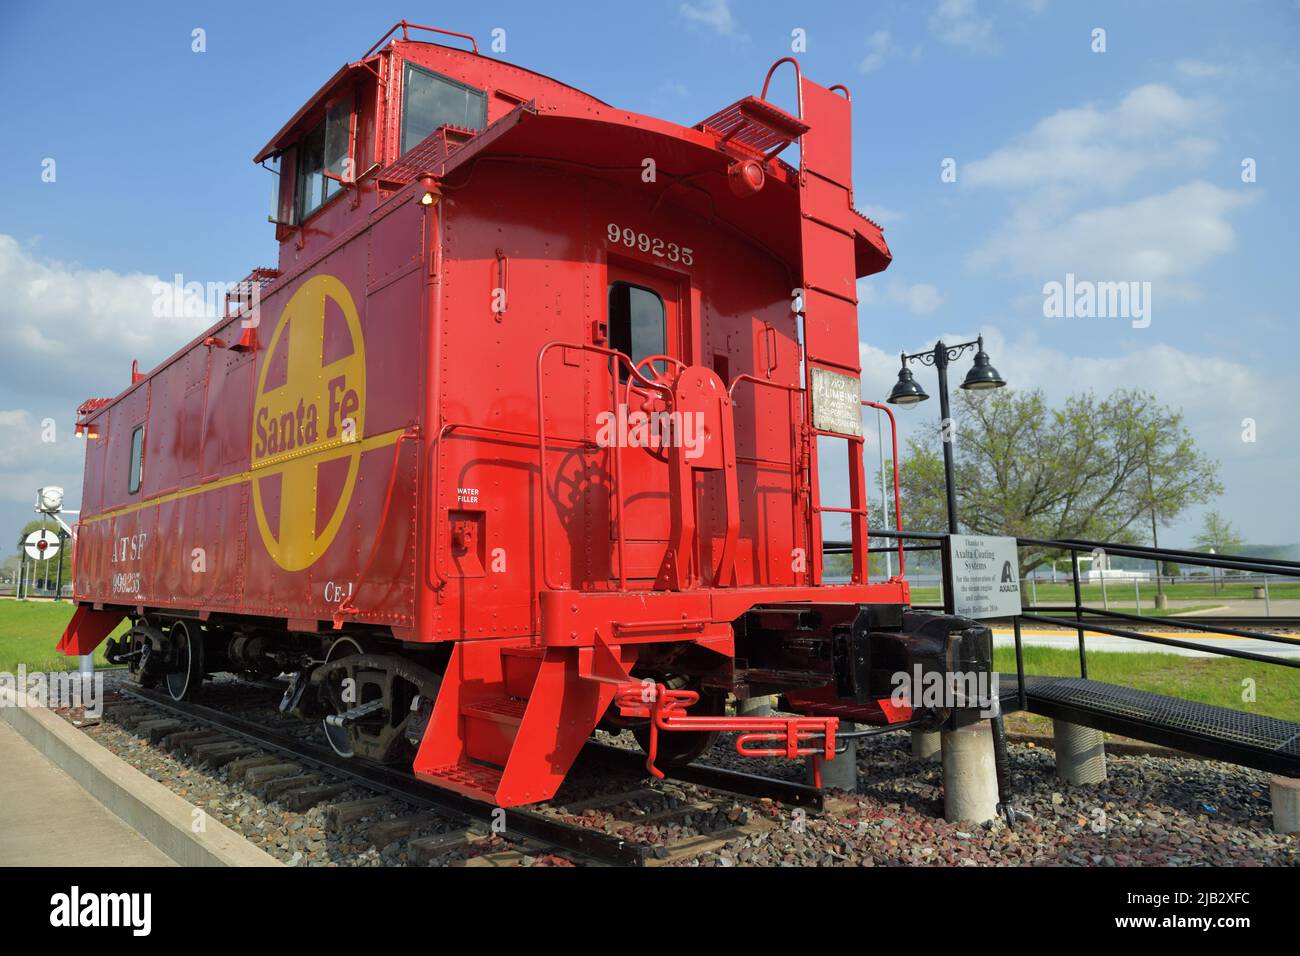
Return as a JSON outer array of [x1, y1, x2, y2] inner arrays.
[[1017, 613, 1300, 668], [120, 686, 647, 866], [581, 741, 824, 810], [119, 685, 829, 862]]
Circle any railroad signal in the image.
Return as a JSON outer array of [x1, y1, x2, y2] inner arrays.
[[25, 529, 61, 562]]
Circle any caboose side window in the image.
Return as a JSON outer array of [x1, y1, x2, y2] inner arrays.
[[608, 282, 666, 380], [296, 95, 354, 221], [401, 62, 487, 154], [127, 424, 144, 495]]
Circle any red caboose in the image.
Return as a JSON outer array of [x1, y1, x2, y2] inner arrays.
[[60, 22, 992, 806]]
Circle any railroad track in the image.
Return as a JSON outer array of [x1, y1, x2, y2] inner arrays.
[[105, 680, 824, 867]]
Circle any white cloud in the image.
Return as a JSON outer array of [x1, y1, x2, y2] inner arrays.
[[859, 30, 895, 73], [961, 84, 1249, 297], [969, 180, 1254, 290], [1177, 59, 1227, 78], [859, 204, 904, 225], [679, 0, 741, 37], [857, 328, 1298, 543], [893, 283, 944, 314], [965, 84, 1215, 192], [866, 326, 1293, 461], [0, 235, 216, 396], [858, 278, 944, 315], [928, 0, 999, 55], [0, 235, 221, 524], [0, 408, 85, 507]]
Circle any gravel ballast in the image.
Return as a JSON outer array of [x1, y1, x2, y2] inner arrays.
[[65, 672, 1297, 867]]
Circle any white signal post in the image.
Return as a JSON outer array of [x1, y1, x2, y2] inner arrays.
[[33, 486, 88, 675]]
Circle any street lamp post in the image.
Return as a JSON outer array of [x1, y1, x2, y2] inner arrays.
[[887, 336, 1013, 826], [886, 336, 1006, 541]]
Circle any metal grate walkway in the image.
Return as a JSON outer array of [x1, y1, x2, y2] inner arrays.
[[1000, 674, 1300, 776]]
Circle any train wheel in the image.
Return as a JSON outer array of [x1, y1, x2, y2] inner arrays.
[[631, 677, 724, 767], [163, 620, 205, 702], [124, 624, 162, 689], [320, 636, 365, 758], [315, 639, 443, 764]]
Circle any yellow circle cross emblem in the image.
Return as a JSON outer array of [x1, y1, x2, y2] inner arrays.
[[252, 274, 366, 571]]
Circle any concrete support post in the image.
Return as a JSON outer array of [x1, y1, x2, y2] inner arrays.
[[941, 721, 998, 824], [1271, 776, 1300, 833], [911, 729, 941, 761], [735, 695, 772, 718], [1053, 719, 1107, 785], [807, 722, 857, 792]]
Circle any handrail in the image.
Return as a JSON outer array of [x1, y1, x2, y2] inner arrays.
[[536, 340, 673, 592], [1018, 613, 1300, 669], [862, 400, 904, 577], [728, 371, 806, 582], [759, 57, 803, 119], [1054, 536, 1300, 573], [826, 529, 1300, 697], [1031, 605, 1300, 648], [363, 20, 480, 60]]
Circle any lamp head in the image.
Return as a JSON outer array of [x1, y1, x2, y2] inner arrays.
[[886, 362, 929, 406], [960, 338, 1006, 391]]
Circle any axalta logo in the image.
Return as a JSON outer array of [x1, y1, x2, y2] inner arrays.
[[252, 274, 366, 571]]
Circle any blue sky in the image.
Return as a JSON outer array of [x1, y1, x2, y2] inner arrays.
[[2, 0, 1297, 550]]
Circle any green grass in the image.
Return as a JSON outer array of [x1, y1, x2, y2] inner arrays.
[[994, 645, 1300, 722], [0, 600, 124, 672]]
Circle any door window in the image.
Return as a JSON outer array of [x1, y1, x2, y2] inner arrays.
[[608, 281, 666, 380]]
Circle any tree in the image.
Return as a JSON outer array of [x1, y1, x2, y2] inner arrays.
[[897, 388, 1222, 573], [1192, 511, 1244, 594], [1192, 511, 1245, 554]]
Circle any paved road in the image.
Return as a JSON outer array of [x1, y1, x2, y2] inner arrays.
[[1173, 598, 1300, 617], [993, 629, 1300, 659]]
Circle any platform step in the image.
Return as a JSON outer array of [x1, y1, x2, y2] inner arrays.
[[462, 696, 528, 726], [1007, 674, 1300, 776], [783, 697, 904, 724], [417, 760, 504, 802]]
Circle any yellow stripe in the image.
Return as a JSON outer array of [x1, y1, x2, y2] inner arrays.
[[81, 427, 408, 525]]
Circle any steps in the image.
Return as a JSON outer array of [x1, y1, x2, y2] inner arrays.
[[461, 697, 527, 726], [413, 641, 636, 807], [418, 760, 505, 802], [1006, 674, 1300, 776]]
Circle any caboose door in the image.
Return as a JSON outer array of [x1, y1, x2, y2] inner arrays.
[[603, 261, 686, 583]]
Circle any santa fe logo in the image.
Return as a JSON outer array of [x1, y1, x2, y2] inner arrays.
[[251, 274, 366, 571]]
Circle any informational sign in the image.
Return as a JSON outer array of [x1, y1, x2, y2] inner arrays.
[[24, 529, 60, 562], [809, 367, 862, 438], [946, 534, 1022, 619]]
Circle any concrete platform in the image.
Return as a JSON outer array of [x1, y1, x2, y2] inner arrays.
[[1, 688, 280, 867], [0, 720, 174, 866]]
